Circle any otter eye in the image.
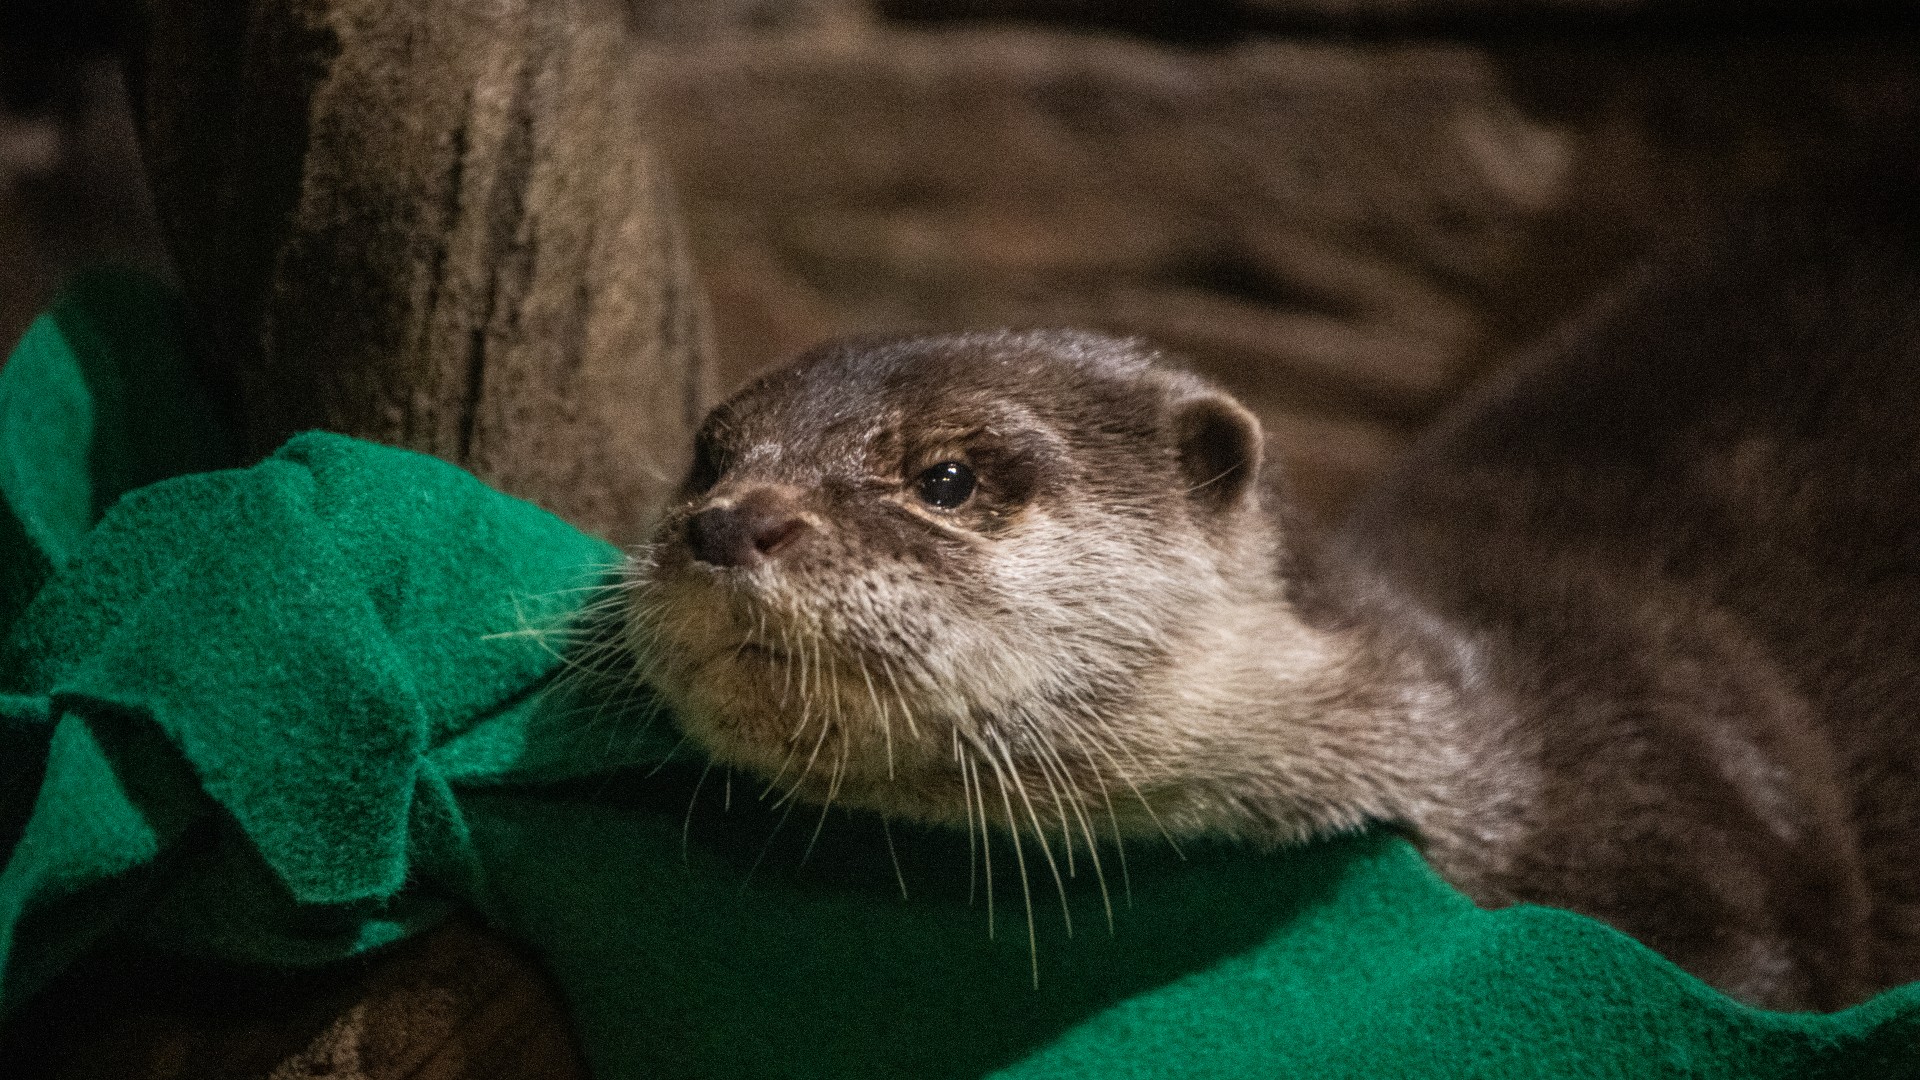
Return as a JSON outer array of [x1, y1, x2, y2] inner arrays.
[[914, 460, 976, 509]]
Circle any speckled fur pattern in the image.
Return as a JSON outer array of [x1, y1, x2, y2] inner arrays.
[[627, 184, 1920, 1012], [625, 331, 1433, 848]]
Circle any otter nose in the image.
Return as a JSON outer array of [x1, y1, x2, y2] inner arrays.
[[685, 488, 811, 567]]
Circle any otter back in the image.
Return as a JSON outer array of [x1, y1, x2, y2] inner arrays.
[[1335, 185, 1920, 1010], [629, 183, 1920, 1013]]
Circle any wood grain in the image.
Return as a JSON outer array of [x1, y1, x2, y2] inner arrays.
[[137, 0, 715, 545]]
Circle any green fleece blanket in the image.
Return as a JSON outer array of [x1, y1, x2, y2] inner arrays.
[[2, 272, 1917, 1079]]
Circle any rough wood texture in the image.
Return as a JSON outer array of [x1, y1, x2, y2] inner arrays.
[[1, 921, 586, 1080], [138, 0, 714, 545], [3, 0, 720, 1074]]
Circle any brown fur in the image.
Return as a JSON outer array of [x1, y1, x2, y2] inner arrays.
[[1330, 185, 1920, 1010], [626, 186, 1920, 1012]]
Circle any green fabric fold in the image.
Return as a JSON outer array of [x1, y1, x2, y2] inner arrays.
[[2, 271, 1917, 1079]]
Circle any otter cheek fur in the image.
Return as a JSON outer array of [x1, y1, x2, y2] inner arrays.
[[623, 331, 1391, 840], [627, 198, 1920, 1014]]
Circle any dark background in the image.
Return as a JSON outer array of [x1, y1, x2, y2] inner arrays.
[[6, 1, 1919, 521]]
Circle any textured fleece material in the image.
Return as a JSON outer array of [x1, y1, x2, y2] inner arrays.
[[2, 271, 1916, 1079]]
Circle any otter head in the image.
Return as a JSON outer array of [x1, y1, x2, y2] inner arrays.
[[626, 330, 1276, 833]]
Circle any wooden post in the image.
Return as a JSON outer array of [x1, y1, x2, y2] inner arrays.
[[136, 0, 713, 545], [6, 2, 719, 1075]]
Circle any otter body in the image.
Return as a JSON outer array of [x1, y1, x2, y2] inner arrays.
[[627, 191, 1920, 1011]]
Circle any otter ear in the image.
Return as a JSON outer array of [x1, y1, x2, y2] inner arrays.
[[1172, 391, 1263, 512]]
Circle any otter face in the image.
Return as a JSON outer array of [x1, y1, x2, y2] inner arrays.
[[625, 330, 1271, 831]]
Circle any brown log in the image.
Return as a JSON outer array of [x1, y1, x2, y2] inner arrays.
[[0, 919, 587, 1080], [4, 0, 717, 1075], [137, 0, 714, 546]]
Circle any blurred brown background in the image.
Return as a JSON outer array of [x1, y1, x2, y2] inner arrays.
[[8, 1, 1918, 523], [3, 2, 1919, 1077], [0, 2, 167, 371]]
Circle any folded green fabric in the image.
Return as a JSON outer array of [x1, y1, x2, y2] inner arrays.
[[2, 272, 1917, 1079]]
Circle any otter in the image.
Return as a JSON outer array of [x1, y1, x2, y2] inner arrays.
[[623, 188, 1920, 1012]]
